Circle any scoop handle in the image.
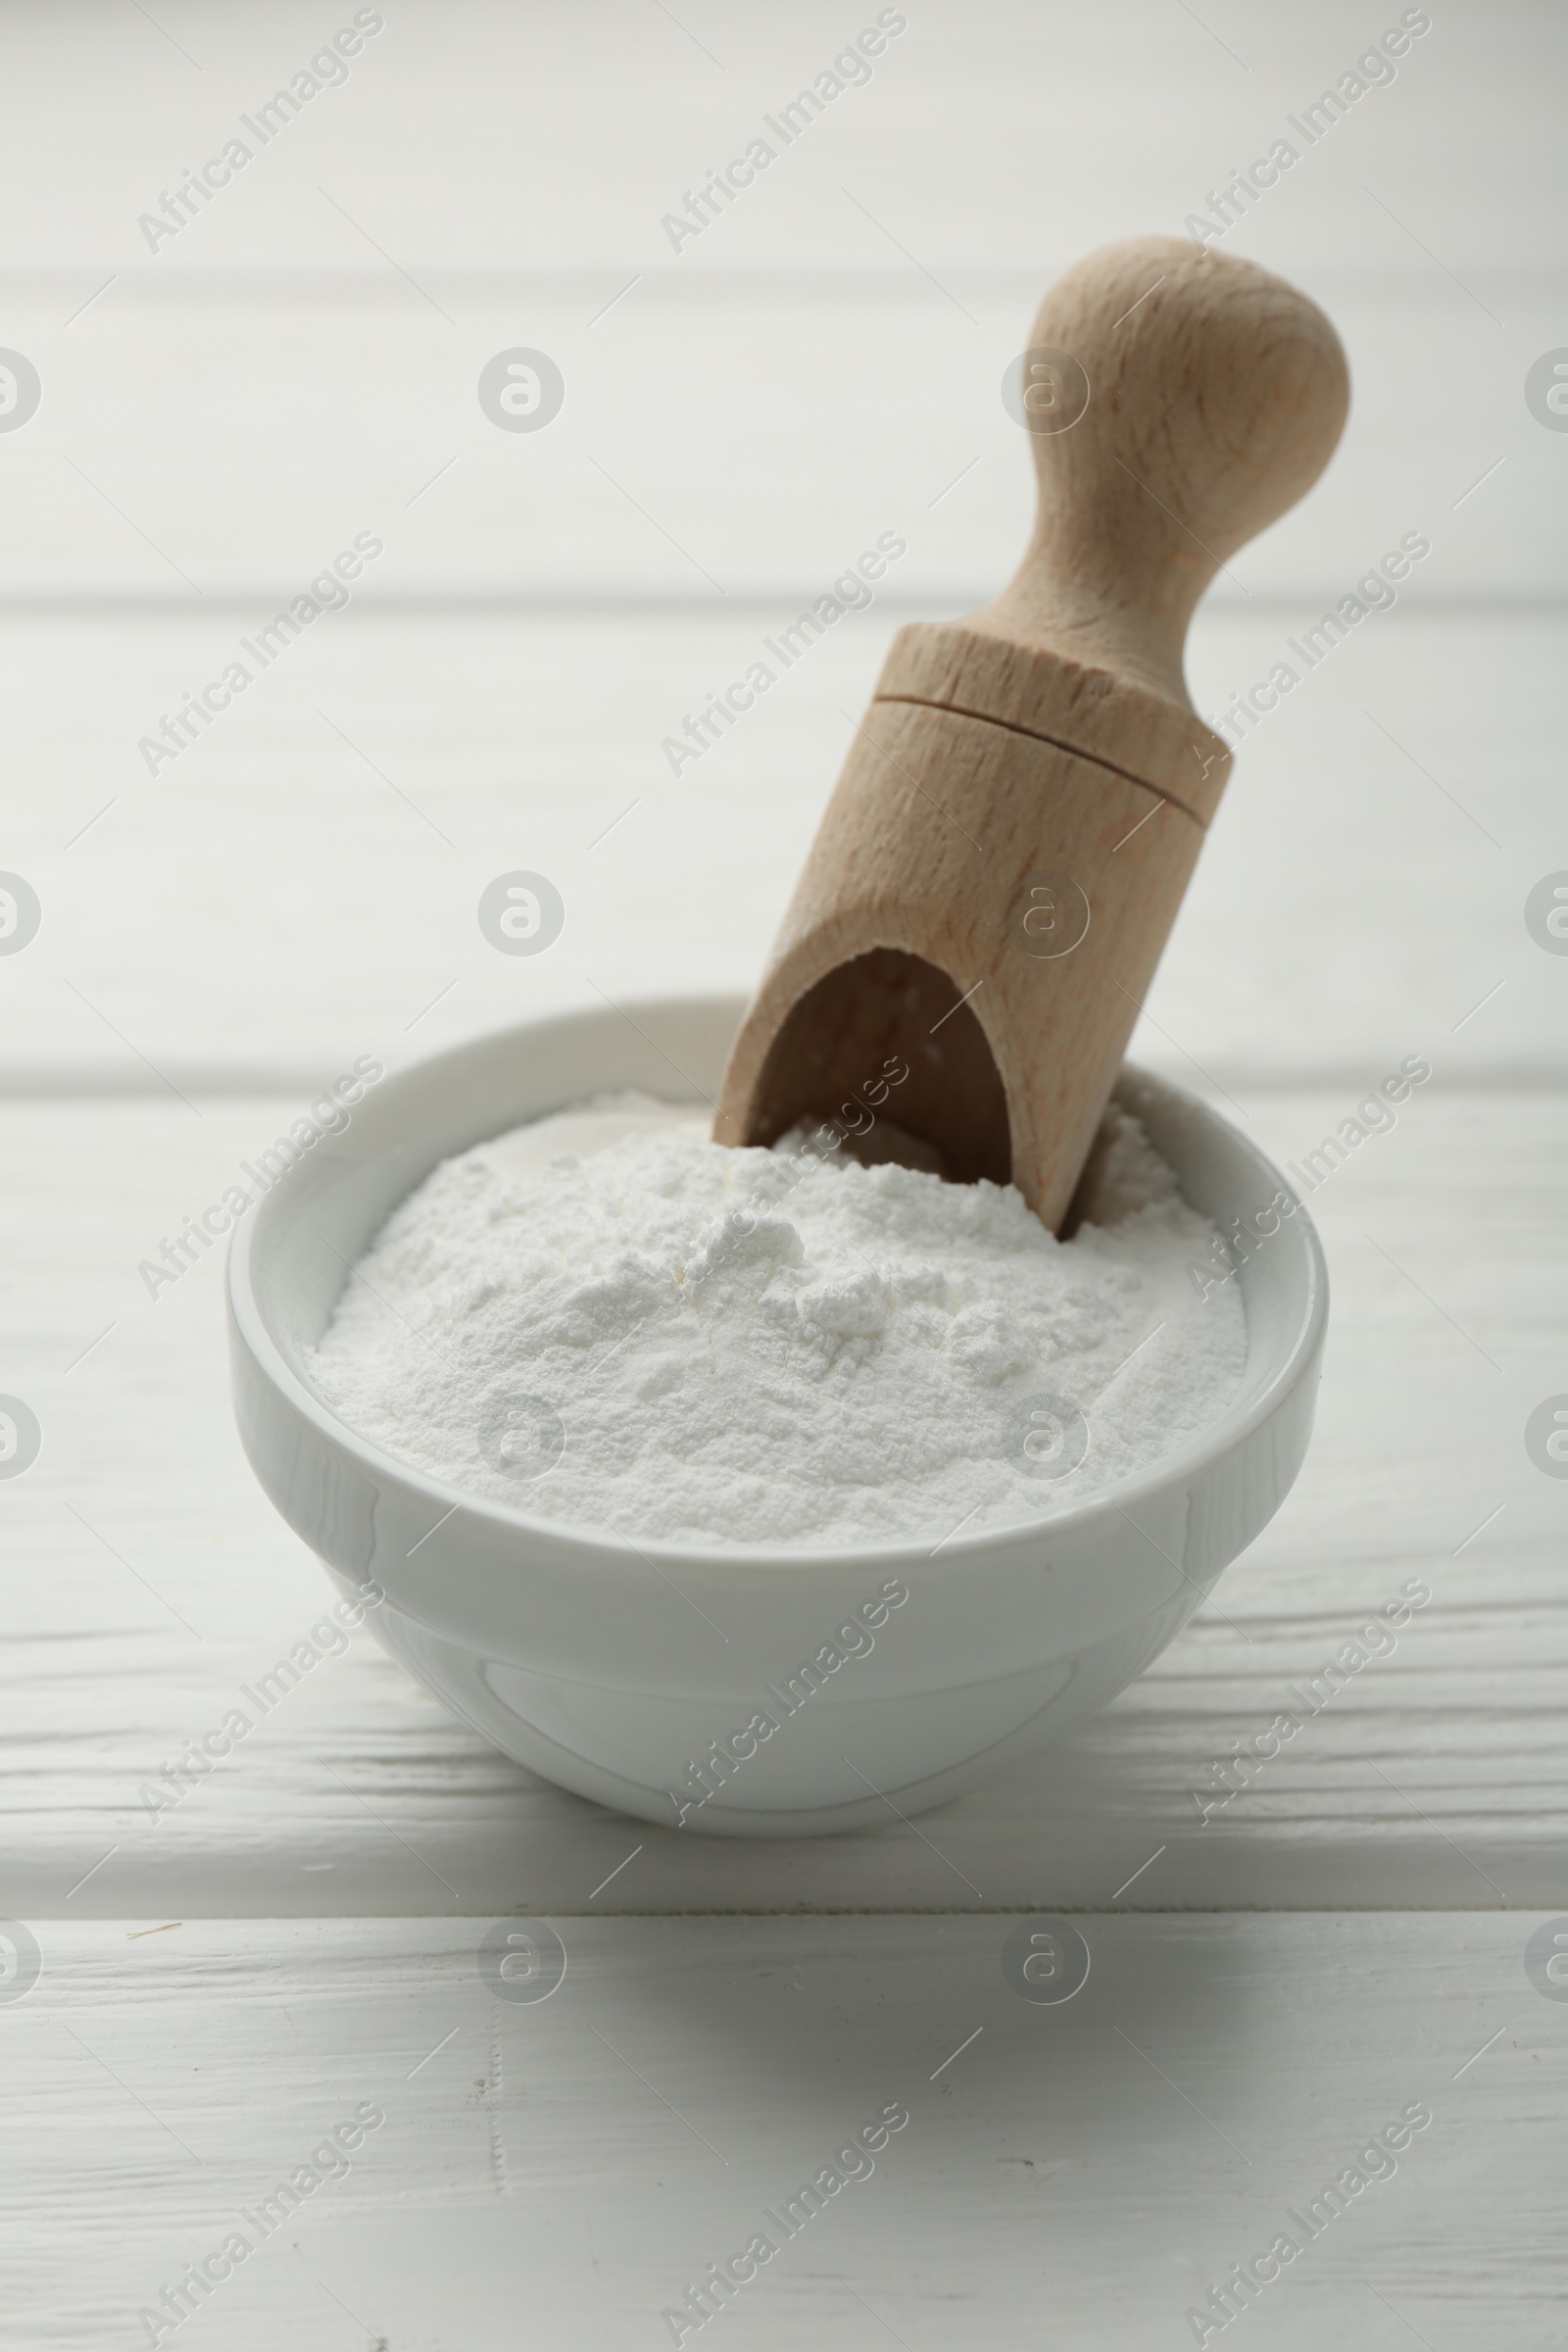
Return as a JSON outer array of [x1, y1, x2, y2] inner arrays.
[[974, 235, 1348, 708]]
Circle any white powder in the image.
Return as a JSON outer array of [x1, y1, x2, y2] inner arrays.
[[310, 1093, 1247, 1548]]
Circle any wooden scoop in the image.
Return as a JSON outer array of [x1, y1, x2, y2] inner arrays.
[[711, 235, 1348, 1230]]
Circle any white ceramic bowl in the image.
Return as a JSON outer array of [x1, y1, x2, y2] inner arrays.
[[227, 996, 1326, 1838]]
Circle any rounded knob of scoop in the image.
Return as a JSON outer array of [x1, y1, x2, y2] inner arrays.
[[975, 235, 1350, 706]]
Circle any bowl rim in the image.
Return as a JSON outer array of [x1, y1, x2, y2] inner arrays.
[[227, 993, 1328, 1577]]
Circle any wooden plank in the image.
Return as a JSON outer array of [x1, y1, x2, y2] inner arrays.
[[1, 271, 1556, 605], [10, 0, 1559, 280], [0, 4, 1555, 600], [2, 1089, 1563, 1916], [3, 1914, 1562, 2347], [0, 609, 1561, 1089]]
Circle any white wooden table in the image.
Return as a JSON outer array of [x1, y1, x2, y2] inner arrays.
[[3, 5, 1565, 2343]]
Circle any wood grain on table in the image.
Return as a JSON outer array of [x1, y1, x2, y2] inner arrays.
[[11, 1916, 1563, 2350], [2, 4, 1563, 2345]]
